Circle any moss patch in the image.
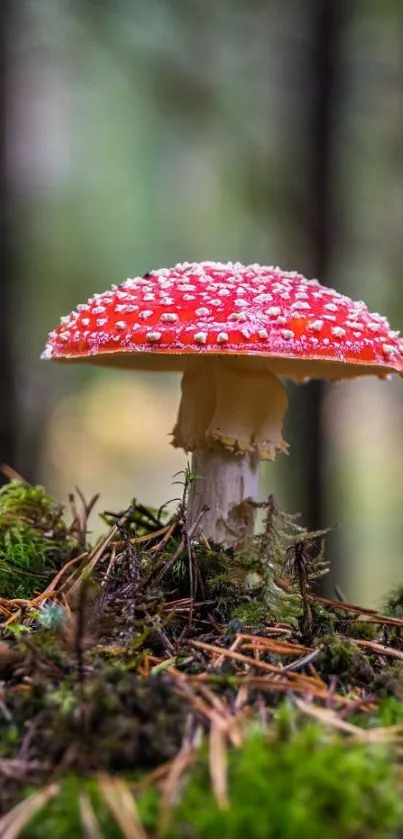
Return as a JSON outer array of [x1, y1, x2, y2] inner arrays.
[[0, 480, 74, 599], [15, 716, 403, 839]]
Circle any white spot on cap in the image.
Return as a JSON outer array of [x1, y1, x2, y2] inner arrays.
[[97, 318, 107, 327], [281, 329, 295, 340], [217, 332, 229, 343], [116, 321, 127, 330], [309, 320, 324, 332], [291, 301, 310, 311], [146, 331, 162, 342], [368, 323, 380, 333], [144, 293, 155, 301], [258, 328, 269, 339], [324, 303, 338, 312], [332, 326, 346, 338], [228, 312, 247, 322], [81, 318, 90, 326], [194, 331, 208, 344], [139, 310, 153, 319], [234, 299, 249, 308], [196, 307, 210, 316], [160, 313, 179, 323], [255, 293, 273, 303], [266, 306, 281, 317], [346, 321, 364, 330], [93, 306, 106, 315], [382, 344, 395, 355]]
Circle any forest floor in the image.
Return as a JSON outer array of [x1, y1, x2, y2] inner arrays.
[[1, 473, 403, 838]]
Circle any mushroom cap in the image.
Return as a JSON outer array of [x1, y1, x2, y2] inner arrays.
[[42, 261, 403, 380]]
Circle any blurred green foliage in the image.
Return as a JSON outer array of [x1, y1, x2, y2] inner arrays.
[[21, 711, 403, 838]]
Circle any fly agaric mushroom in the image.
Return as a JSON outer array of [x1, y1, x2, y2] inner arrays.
[[42, 261, 403, 547]]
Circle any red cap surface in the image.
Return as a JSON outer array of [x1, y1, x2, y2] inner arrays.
[[42, 261, 403, 378]]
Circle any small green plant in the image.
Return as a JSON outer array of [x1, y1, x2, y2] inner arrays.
[[33, 603, 67, 630]]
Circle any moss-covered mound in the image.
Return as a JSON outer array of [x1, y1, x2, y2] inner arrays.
[[1, 477, 403, 838]]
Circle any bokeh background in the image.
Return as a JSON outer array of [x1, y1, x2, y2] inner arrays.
[[1, 0, 403, 606]]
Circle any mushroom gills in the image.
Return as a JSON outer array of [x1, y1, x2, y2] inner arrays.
[[172, 357, 289, 459]]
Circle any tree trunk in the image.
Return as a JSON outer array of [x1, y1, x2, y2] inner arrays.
[[289, 0, 345, 533], [0, 0, 18, 483]]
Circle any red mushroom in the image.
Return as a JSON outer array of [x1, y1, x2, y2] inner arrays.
[[42, 261, 403, 547]]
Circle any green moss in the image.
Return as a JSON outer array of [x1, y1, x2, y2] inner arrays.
[[0, 480, 74, 599], [169, 727, 402, 839], [344, 620, 379, 641], [309, 604, 336, 638], [383, 585, 403, 619], [351, 695, 403, 731], [0, 671, 186, 772], [317, 636, 374, 685], [375, 696, 403, 726], [230, 600, 266, 625], [19, 721, 403, 839], [372, 665, 403, 701], [20, 776, 156, 839]]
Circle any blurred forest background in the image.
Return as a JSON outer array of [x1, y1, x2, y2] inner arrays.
[[1, 0, 403, 606]]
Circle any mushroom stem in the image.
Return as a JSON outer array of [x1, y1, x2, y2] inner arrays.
[[188, 449, 259, 548], [172, 358, 289, 547]]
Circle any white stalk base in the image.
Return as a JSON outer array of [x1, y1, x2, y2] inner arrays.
[[188, 449, 259, 548]]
